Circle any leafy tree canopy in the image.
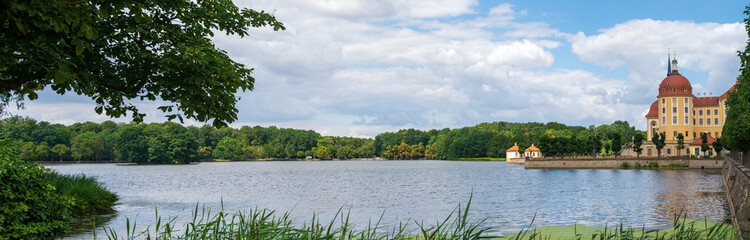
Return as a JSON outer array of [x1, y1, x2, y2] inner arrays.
[[1, 0, 284, 127], [724, 6, 750, 152]]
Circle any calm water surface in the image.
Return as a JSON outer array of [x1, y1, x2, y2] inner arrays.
[[47, 160, 728, 239]]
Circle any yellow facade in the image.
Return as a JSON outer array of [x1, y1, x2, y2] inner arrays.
[[642, 54, 733, 157]]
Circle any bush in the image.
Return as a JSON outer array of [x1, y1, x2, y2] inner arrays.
[[45, 172, 118, 217], [0, 140, 73, 239], [620, 162, 630, 168]]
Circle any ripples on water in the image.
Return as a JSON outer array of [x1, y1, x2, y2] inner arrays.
[[47, 161, 728, 239]]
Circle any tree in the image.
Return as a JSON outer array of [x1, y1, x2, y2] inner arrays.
[[714, 137, 725, 157], [198, 146, 212, 159], [701, 133, 710, 156], [71, 132, 96, 161], [18, 141, 37, 160], [213, 137, 240, 159], [116, 124, 149, 162], [611, 132, 622, 158], [652, 132, 666, 157], [314, 146, 333, 160], [35, 142, 52, 161], [633, 133, 644, 158], [723, 5, 750, 161], [1, 0, 285, 127], [51, 144, 70, 161], [676, 133, 685, 157]]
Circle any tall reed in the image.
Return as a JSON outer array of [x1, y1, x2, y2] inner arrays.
[[103, 201, 734, 240]]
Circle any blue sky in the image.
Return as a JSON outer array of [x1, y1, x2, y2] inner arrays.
[[13, 0, 750, 137]]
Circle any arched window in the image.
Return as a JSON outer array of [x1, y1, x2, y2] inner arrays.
[[684, 87, 687, 92], [662, 88, 665, 93]]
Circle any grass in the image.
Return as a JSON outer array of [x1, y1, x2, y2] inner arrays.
[[45, 171, 118, 217], [101, 198, 736, 240], [104, 198, 491, 240], [448, 158, 506, 161]]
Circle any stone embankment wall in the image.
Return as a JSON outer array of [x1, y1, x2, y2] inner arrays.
[[506, 158, 525, 164], [524, 157, 723, 169], [723, 153, 750, 240]]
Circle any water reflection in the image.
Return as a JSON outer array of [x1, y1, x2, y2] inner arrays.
[[47, 161, 728, 239]]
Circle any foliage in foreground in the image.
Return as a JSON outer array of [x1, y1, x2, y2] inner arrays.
[[45, 172, 118, 217], [105, 199, 489, 240], [1, 0, 285, 127], [0, 140, 72, 239], [723, 5, 750, 153], [0, 140, 117, 239], [103, 201, 736, 240]]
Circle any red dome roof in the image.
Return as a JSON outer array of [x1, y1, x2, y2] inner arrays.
[[645, 100, 658, 117], [658, 74, 693, 97]]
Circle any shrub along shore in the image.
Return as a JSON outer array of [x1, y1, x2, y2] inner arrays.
[[0, 140, 118, 239]]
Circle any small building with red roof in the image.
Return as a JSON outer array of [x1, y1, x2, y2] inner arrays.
[[689, 133, 717, 156], [524, 144, 542, 158], [506, 143, 520, 159]]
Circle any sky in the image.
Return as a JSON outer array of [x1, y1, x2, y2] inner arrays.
[[12, 0, 750, 138]]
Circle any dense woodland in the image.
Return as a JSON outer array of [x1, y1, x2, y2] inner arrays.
[[0, 116, 642, 163]]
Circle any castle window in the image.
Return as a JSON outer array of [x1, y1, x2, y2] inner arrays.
[[672, 107, 676, 113], [662, 88, 665, 93], [699, 110, 703, 115], [693, 119, 696, 125], [707, 110, 710, 115], [684, 87, 687, 92], [672, 98, 677, 104], [672, 87, 676, 92], [662, 117, 666, 125], [684, 107, 688, 113], [672, 116, 677, 124], [714, 109, 718, 115], [684, 116, 688, 124], [673, 131, 677, 137], [693, 110, 695, 115], [662, 108, 665, 113], [699, 119, 703, 125], [715, 118, 718, 125], [707, 119, 711, 125], [693, 132, 696, 138], [662, 98, 665, 104], [685, 131, 689, 137], [684, 98, 688, 104], [716, 132, 719, 137]]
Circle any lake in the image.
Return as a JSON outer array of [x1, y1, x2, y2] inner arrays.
[[47, 160, 728, 239]]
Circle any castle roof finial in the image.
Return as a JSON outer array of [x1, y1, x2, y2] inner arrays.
[[668, 49, 679, 75], [667, 48, 671, 75]]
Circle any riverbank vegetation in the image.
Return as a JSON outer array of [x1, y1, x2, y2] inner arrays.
[[0, 116, 641, 163], [102, 202, 733, 240], [0, 140, 117, 238]]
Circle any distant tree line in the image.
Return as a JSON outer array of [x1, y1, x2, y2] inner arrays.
[[374, 120, 642, 159], [1, 116, 643, 162]]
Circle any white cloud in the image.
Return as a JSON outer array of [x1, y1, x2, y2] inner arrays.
[[487, 40, 554, 68], [12, 2, 748, 137], [570, 19, 745, 102]]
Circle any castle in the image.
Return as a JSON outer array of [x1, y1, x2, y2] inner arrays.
[[642, 52, 735, 157]]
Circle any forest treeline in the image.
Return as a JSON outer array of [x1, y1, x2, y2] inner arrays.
[[0, 116, 642, 163]]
